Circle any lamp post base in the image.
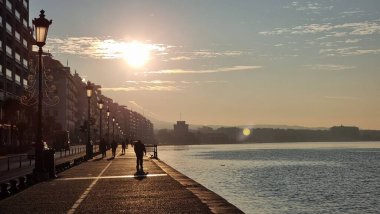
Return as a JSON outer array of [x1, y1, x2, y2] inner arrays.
[[86, 145, 93, 160], [33, 168, 49, 182]]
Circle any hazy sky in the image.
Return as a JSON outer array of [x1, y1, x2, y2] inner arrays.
[[30, 0, 380, 129]]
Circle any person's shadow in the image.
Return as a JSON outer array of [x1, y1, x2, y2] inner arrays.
[[134, 171, 148, 181]]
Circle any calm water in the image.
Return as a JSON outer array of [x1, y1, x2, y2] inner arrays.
[[158, 142, 380, 214]]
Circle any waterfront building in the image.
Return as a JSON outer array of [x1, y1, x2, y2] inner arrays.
[[0, 0, 32, 147], [173, 121, 193, 144], [36, 54, 78, 143]]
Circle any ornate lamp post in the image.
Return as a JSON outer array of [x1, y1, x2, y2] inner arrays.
[[116, 122, 119, 141], [32, 10, 52, 177], [98, 99, 103, 141], [86, 81, 93, 159], [106, 107, 110, 144], [112, 117, 115, 141]]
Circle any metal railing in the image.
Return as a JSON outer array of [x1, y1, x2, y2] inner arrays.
[[145, 144, 158, 159], [0, 145, 96, 173]]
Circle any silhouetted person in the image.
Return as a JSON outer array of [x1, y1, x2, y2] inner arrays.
[[100, 138, 106, 158], [111, 140, 117, 158], [134, 140, 146, 172], [121, 138, 127, 155]]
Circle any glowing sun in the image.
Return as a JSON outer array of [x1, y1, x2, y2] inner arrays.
[[123, 41, 151, 68]]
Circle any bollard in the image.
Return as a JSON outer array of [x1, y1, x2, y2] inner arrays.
[[18, 176, 26, 190], [9, 179, 19, 194], [0, 183, 10, 198]]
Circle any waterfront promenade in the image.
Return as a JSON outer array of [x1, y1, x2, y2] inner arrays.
[[0, 147, 242, 213]]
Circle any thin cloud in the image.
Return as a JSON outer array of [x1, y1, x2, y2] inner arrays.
[[259, 21, 380, 36], [102, 80, 228, 92], [304, 64, 356, 71], [146, 65, 262, 74], [284, 1, 333, 13], [128, 101, 161, 119], [45, 36, 167, 59], [320, 47, 380, 56], [102, 86, 181, 92], [168, 50, 245, 61]]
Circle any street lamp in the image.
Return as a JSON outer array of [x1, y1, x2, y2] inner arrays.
[[112, 117, 115, 141], [32, 10, 52, 178], [106, 107, 110, 144], [86, 81, 93, 159], [116, 122, 119, 140], [98, 99, 103, 141]]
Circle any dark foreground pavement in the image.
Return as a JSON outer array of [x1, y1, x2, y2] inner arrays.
[[0, 147, 243, 213]]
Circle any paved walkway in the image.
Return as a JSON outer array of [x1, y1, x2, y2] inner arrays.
[[0, 147, 242, 213]]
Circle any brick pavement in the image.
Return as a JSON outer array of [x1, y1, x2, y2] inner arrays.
[[0, 147, 243, 213]]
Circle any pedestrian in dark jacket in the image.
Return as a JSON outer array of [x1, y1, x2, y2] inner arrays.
[[134, 140, 146, 172], [111, 140, 117, 158], [100, 138, 106, 158]]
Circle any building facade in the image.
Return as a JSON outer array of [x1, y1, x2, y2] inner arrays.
[[0, 0, 32, 147]]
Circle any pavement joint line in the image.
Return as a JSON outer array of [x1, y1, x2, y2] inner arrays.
[[66, 151, 120, 214], [57, 173, 168, 181], [55, 174, 168, 181]]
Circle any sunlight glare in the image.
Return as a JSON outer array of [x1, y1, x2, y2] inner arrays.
[[123, 41, 151, 68]]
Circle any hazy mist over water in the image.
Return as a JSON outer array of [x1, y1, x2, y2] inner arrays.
[[159, 142, 380, 214]]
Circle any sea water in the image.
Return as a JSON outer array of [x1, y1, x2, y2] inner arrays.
[[158, 142, 380, 214]]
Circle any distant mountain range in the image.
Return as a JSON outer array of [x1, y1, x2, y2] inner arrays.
[[149, 117, 328, 130]]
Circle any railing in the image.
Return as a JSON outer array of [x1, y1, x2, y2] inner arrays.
[[0, 145, 91, 173], [0, 154, 33, 172], [145, 144, 158, 159]]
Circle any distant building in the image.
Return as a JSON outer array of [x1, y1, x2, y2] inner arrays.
[[173, 121, 194, 144], [174, 121, 189, 135], [37, 54, 79, 142], [330, 125, 360, 140]]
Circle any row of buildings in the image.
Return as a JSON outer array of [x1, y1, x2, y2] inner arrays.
[[39, 54, 155, 146], [0, 0, 154, 151]]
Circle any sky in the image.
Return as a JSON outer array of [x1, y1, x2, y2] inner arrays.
[[30, 0, 380, 129]]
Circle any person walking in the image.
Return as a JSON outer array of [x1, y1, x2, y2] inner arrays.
[[100, 138, 106, 158], [121, 138, 126, 155], [111, 140, 117, 158], [134, 140, 146, 172]]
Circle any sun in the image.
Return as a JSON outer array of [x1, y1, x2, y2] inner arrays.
[[123, 41, 151, 68], [242, 128, 251, 136]]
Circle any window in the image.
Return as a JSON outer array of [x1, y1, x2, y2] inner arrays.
[[23, 0, 28, 9], [6, 0, 12, 12], [6, 45, 12, 57], [23, 79, 28, 88], [15, 53, 21, 63], [23, 39, 27, 47], [23, 19, 28, 28], [6, 22, 12, 34], [15, 74, 21, 85], [15, 31, 21, 42], [6, 68, 12, 80], [22, 59, 28, 68], [15, 10, 21, 21]]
